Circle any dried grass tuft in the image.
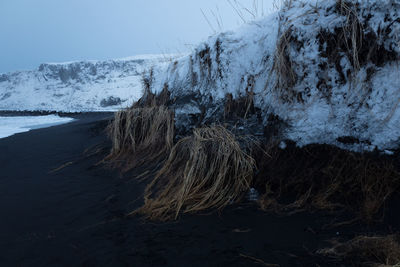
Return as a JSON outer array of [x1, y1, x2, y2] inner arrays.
[[135, 125, 256, 221], [105, 105, 174, 171], [134, 83, 171, 108], [224, 91, 255, 119], [318, 234, 400, 267], [272, 26, 297, 94], [271, 0, 365, 99], [336, 0, 364, 74]]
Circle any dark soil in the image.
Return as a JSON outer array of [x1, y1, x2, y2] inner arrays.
[[1, 114, 399, 266]]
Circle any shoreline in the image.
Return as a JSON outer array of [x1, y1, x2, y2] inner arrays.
[[0, 110, 115, 118]]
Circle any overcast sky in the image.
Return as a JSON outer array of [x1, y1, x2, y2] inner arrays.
[[0, 0, 275, 73]]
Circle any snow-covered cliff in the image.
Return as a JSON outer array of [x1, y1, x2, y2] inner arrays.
[[146, 0, 400, 151], [0, 55, 173, 112]]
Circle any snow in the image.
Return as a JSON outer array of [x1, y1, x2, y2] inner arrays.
[[43, 54, 178, 66], [146, 0, 400, 152], [1, 0, 398, 152], [0, 115, 74, 139], [0, 55, 178, 112]]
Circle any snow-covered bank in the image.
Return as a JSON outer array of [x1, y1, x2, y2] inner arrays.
[[0, 55, 176, 112], [0, 115, 74, 138], [145, 0, 400, 151]]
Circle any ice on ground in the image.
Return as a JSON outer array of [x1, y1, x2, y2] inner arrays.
[[0, 115, 74, 138]]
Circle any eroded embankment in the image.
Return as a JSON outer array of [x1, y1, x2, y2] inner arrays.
[[104, 0, 400, 265]]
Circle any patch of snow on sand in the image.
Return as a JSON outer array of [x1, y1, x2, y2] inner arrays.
[[0, 115, 74, 138]]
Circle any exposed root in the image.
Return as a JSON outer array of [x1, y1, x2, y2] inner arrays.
[[136, 126, 256, 221], [318, 234, 400, 267], [105, 105, 174, 171]]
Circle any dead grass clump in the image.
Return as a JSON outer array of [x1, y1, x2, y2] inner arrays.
[[224, 75, 257, 119], [224, 92, 255, 120], [317, 1, 364, 84], [271, 26, 297, 94], [134, 83, 171, 108], [198, 44, 212, 79], [336, 0, 363, 72], [320, 1, 398, 84], [255, 143, 400, 222], [318, 234, 400, 267], [271, 0, 363, 97], [136, 126, 256, 220], [105, 105, 174, 170]]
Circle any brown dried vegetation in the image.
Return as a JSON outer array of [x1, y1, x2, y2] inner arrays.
[[272, 26, 297, 93], [135, 126, 255, 221], [224, 92, 255, 119], [105, 105, 174, 171]]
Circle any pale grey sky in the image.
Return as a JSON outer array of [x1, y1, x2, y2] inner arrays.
[[0, 0, 275, 73]]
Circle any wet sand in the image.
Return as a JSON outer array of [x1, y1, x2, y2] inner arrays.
[[1, 113, 399, 266]]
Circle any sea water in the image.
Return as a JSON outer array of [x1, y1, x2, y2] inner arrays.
[[0, 115, 74, 138]]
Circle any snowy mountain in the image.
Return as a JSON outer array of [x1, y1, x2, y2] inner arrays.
[[144, 0, 400, 151], [0, 55, 174, 112]]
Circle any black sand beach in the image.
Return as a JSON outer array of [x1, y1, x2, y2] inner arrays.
[[1, 113, 399, 266]]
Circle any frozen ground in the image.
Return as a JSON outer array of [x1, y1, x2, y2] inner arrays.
[[0, 115, 74, 138]]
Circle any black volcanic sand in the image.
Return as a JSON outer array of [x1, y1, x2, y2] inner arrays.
[[1, 113, 399, 267]]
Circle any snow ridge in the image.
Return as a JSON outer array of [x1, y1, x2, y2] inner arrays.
[[0, 55, 176, 112]]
